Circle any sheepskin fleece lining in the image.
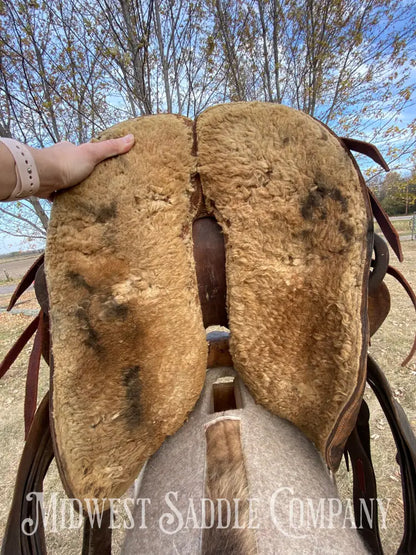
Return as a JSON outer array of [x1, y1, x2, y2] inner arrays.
[[45, 115, 207, 504], [196, 103, 370, 463], [46, 103, 371, 504]]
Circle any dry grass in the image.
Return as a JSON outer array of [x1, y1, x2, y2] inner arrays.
[[0, 311, 82, 554], [0, 242, 415, 553]]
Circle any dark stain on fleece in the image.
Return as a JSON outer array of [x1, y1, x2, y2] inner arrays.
[[75, 302, 102, 353], [338, 220, 355, 244], [67, 271, 95, 294], [104, 298, 129, 320], [74, 199, 117, 224], [301, 185, 348, 222], [96, 201, 118, 223], [122, 365, 142, 427]]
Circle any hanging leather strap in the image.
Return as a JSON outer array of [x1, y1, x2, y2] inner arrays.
[[0, 313, 40, 380], [368, 281, 390, 338], [369, 234, 389, 295], [386, 266, 416, 367], [345, 400, 383, 554], [341, 138, 390, 172], [1, 394, 53, 555], [7, 254, 44, 311], [368, 190, 403, 262], [24, 310, 46, 438], [82, 512, 112, 555], [0, 309, 47, 437], [340, 137, 403, 262], [366, 356, 416, 555]]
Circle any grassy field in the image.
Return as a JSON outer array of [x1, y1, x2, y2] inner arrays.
[[0, 242, 415, 553]]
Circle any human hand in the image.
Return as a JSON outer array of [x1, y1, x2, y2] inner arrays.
[[32, 134, 135, 199]]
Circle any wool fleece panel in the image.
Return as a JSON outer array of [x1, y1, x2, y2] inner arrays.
[[46, 103, 372, 506], [196, 103, 372, 469], [45, 115, 207, 506]]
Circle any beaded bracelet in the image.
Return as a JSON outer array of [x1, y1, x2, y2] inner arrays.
[[0, 138, 40, 201]]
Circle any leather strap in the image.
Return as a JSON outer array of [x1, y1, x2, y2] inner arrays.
[[34, 263, 51, 365], [1, 394, 53, 555], [368, 282, 390, 337], [341, 138, 390, 172], [24, 310, 45, 438], [341, 136, 402, 262], [368, 190, 403, 262], [386, 266, 416, 367], [34, 262, 49, 314], [345, 400, 383, 554], [8, 253, 44, 311], [367, 356, 416, 555], [0, 313, 40, 379], [82, 512, 112, 555], [369, 234, 389, 296]]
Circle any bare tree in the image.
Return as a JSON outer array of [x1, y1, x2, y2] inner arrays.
[[0, 0, 415, 249], [0, 0, 120, 246], [209, 0, 415, 168]]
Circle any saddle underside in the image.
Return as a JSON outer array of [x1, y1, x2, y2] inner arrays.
[[45, 102, 372, 506]]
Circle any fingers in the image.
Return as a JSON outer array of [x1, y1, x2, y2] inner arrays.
[[34, 134, 135, 199], [85, 134, 135, 165]]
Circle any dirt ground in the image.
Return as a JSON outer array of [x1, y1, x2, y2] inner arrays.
[[0, 254, 40, 282], [337, 241, 416, 553], [0, 242, 415, 554]]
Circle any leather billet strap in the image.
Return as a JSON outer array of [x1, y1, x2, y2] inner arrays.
[[368, 282, 390, 338], [0, 313, 40, 380], [35, 262, 50, 315], [368, 190, 403, 263], [368, 235, 416, 366], [347, 357, 416, 555], [369, 234, 389, 296], [7, 253, 44, 311], [386, 266, 416, 367], [345, 401, 383, 555], [1, 393, 112, 555], [0, 260, 51, 437], [0, 255, 46, 396], [340, 137, 403, 262], [341, 138, 390, 172], [25, 310, 46, 438], [1, 394, 53, 555], [82, 512, 112, 555], [34, 263, 51, 365], [366, 356, 416, 555], [0, 309, 47, 438]]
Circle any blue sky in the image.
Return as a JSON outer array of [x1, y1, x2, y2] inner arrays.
[[0, 233, 44, 255]]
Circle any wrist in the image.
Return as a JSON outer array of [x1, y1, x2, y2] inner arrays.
[[0, 143, 17, 200], [0, 139, 41, 201], [29, 145, 64, 192]]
